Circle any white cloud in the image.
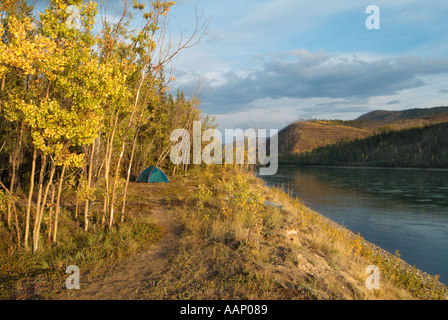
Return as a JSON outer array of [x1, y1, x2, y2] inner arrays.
[[189, 50, 448, 113], [162, 1, 448, 129]]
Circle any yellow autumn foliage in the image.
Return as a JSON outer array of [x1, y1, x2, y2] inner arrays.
[[0, 16, 61, 78]]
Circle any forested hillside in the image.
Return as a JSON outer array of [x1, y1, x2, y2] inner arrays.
[[277, 120, 370, 156], [294, 121, 448, 168], [356, 107, 448, 123], [277, 107, 448, 167]]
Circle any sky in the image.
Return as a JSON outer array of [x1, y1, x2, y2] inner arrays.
[[165, 0, 448, 132], [32, 0, 448, 132]]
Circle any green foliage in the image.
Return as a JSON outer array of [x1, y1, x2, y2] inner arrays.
[[194, 184, 213, 210], [0, 190, 8, 213]]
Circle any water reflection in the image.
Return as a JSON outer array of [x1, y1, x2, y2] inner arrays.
[[260, 166, 448, 284]]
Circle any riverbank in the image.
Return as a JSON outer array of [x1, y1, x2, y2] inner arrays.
[[1, 165, 447, 300], [312, 210, 448, 298], [260, 165, 448, 286], [277, 161, 448, 172]]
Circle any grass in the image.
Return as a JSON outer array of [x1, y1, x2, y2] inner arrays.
[[0, 213, 164, 299], [1, 164, 447, 300], [133, 165, 447, 300], [267, 185, 447, 299]]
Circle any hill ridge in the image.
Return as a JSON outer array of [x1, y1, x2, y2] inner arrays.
[[277, 106, 448, 157], [356, 106, 448, 123]]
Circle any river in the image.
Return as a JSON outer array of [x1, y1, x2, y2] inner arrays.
[[259, 166, 448, 284]]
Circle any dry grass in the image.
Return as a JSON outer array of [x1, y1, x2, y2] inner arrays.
[[130, 165, 447, 300], [0, 209, 164, 299], [265, 181, 447, 300], [2, 165, 446, 300]]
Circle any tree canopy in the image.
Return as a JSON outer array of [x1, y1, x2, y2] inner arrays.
[[0, 0, 209, 252]]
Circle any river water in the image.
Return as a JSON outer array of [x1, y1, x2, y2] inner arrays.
[[259, 166, 448, 284]]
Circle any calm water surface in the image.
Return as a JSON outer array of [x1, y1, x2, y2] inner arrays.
[[259, 166, 448, 284]]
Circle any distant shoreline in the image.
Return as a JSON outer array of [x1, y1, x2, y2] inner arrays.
[[276, 163, 448, 172]]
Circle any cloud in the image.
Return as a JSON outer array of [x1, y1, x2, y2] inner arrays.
[[387, 100, 402, 105], [205, 30, 229, 43], [439, 85, 448, 94], [188, 50, 448, 114], [167, 0, 448, 130]]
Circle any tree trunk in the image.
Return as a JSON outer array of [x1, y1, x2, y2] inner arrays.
[[109, 75, 145, 227], [32, 154, 47, 252], [33, 158, 56, 253], [109, 147, 124, 228], [47, 184, 56, 242], [7, 121, 24, 227], [84, 139, 96, 231], [102, 113, 119, 227], [75, 185, 79, 219], [24, 149, 37, 250], [120, 129, 139, 223], [12, 203, 21, 249], [52, 163, 66, 243], [0, 77, 4, 113]]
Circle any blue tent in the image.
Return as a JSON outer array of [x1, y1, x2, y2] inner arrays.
[[136, 166, 169, 183]]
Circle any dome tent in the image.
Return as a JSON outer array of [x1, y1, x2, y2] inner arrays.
[[136, 166, 169, 183]]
